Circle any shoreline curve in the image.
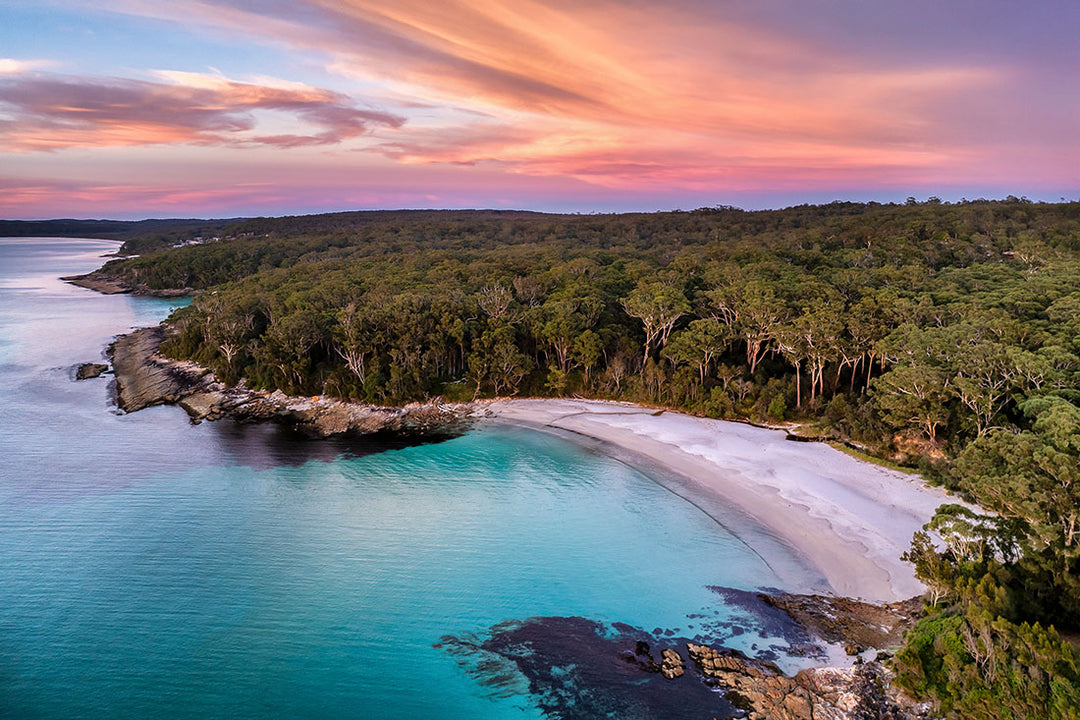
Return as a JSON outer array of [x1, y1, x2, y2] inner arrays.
[[479, 398, 962, 603]]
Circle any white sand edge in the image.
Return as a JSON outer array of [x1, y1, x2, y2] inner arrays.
[[478, 398, 964, 603]]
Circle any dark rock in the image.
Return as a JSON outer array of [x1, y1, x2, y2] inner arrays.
[[438, 616, 743, 718], [108, 326, 191, 412], [75, 362, 108, 380], [752, 591, 924, 651], [441, 612, 927, 720]]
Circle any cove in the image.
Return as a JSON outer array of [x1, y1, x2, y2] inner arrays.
[[1, 238, 798, 719]]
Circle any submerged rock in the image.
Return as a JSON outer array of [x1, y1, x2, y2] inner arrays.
[[440, 599, 928, 720], [755, 592, 923, 652], [437, 616, 743, 719]]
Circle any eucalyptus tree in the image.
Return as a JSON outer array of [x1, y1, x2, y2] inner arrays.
[[661, 318, 732, 384], [468, 325, 531, 397], [953, 397, 1080, 612], [257, 310, 329, 392], [333, 301, 376, 387], [476, 281, 518, 323], [872, 364, 952, 441], [572, 329, 604, 386], [707, 278, 788, 375], [540, 293, 603, 373], [620, 281, 690, 368]]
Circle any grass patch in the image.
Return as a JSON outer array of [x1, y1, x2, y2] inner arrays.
[[829, 441, 920, 475]]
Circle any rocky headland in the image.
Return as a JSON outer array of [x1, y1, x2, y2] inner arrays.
[[62, 271, 194, 297], [106, 325, 475, 438]]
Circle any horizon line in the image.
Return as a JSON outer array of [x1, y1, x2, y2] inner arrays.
[[4, 194, 1078, 224]]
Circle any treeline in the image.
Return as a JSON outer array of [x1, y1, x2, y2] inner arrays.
[[0, 217, 233, 252], [99, 199, 1080, 717]]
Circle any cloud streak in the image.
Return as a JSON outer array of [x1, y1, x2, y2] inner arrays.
[[2, 1, 1077, 216], [0, 68, 403, 151], [78, 1, 1018, 185]]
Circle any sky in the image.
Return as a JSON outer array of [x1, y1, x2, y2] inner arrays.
[[1, 0, 1078, 219]]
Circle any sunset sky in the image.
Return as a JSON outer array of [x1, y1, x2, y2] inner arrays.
[[2, 0, 1077, 219]]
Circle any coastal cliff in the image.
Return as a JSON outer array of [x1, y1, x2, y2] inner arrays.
[[107, 325, 474, 438]]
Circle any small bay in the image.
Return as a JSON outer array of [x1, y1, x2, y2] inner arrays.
[[0, 238, 790, 719]]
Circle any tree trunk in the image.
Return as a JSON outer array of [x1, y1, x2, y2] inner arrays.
[[795, 362, 802, 408]]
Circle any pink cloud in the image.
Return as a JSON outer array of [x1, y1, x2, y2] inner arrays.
[[3, 1, 1076, 217], [99, 0, 1018, 191], [0, 70, 403, 152]]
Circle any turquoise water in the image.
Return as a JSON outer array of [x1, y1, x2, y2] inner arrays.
[[0, 238, 784, 719]]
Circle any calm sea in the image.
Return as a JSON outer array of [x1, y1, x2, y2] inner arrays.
[[0, 238, 790, 719]]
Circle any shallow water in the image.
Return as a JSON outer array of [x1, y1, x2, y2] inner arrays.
[[0, 238, 792, 719]]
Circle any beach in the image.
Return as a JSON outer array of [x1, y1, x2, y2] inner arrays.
[[102, 320, 954, 604], [482, 398, 960, 602]]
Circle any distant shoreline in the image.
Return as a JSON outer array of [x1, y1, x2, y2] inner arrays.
[[479, 398, 962, 603]]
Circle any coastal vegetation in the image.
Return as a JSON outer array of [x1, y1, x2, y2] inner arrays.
[[84, 198, 1080, 716]]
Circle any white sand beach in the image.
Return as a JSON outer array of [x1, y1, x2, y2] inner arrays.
[[481, 398, 961, 603]]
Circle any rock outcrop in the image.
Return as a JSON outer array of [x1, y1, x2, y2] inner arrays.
[[761, 593, 923, 653], [660, 648, 685, 679], [686, 643, 924, 719], [61, 272, 131, 295], [75, 362, 109, 380], [109, 327, 194, 412], [108, 325, 474, 438]]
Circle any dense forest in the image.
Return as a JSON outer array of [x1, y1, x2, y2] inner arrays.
[[0, 217, 234, 249], [89, 199, 1080, 718]]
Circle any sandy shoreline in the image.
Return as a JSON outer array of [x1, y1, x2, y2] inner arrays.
[[101, 316, 952, 603], [480, 398, 960, 603]]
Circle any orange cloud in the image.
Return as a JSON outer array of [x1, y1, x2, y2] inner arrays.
[[13, 0, 1069, 211], [0, 70, 403, 152], [301, 1, 995, 142], [99, 0, 1003, 190]]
